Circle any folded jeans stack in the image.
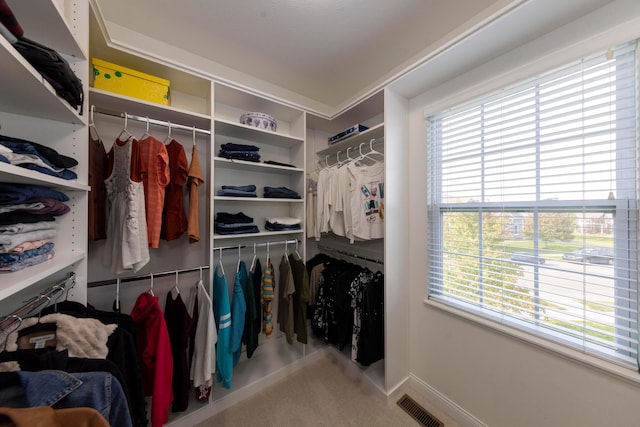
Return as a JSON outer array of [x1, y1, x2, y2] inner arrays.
[[263, 186, 301, 199], [217, 184, 257, 198], [0, 134, 78, 180], [215, 211, 260, 235], [219, 143, 261, 163], [264, 216, 301, 232]]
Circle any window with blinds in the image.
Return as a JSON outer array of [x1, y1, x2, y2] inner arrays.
[[427, 41, 639, 367]]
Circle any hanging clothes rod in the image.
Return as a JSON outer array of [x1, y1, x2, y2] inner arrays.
[[92, 107, 211, 135], [212, 238, 299, 252], [0, 272, 76, 332], [87, 239, 300, 289], [87, 265, 210, 289], [317, 244, 384, 265]]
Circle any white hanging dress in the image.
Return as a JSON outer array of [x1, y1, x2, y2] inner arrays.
[[104, 136, 150, 274]]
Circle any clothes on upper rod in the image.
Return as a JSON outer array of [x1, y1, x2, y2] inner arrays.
[[162, 139, 189, 241], [310, 156, 384, 243]]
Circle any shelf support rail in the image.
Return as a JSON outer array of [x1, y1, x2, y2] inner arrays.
[[0, 272, 76, 333], [317, 244, 384, 265], [87, 239, 300, 289], [92, 107, 211, 135]]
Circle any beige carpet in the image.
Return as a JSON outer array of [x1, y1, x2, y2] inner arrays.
[[196, 351, 459, 427]]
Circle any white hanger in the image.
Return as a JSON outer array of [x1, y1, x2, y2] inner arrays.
[[284, 240, 290, 263], [141, 116, 151, 140], [365, 138, 384, 161], [236, 244, 242, 272], [266, 241, 270, 264], [115, 277, 120, 312], [171, 270, 180, 297], [149, 273, 155, 296], [218, 247, 226, 276], [117, 112, 133, 141], [250, 243, 257, 272], [164, 121, 173, 144], [192, 126, 197, 147], [89, 105, 102, 142], [294, 239, 302, 260]]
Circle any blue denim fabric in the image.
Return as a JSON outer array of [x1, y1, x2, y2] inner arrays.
[[0, 154, 8, 163], [215, 226, 259, 235], [0, 183, 69, 205], [221, 184, 257, 192], [215, 222, 258, 230], [263, 186, 301, 199], [0, 140, 61, 170], [217, 189, 257, 197], [0, 251, 54, 272], [0, 241, 54, 267], [18, 163, 77, 180], [0, 135, 78, 168], [17, 370, 132, 427]]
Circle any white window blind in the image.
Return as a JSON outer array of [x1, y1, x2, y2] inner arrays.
[[427, 41, 639, 367]]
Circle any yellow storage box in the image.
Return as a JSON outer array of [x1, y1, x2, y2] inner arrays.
[[92, 58, 170, 105]]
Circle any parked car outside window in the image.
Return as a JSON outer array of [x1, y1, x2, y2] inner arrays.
[[562, 248, 613, 265], [510, 252, 546, 265]]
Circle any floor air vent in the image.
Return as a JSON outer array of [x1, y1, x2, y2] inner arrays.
[[397, 394, 444, 427]]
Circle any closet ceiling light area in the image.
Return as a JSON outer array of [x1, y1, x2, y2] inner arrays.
[[93, 0, 500, 107]]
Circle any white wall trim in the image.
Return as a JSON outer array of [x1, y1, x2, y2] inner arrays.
[[404, 374, 488, 427]]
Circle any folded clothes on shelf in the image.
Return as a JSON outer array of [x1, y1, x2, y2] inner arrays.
[[219, 150, 261, 162], [215, 211, 255, 224], [263, 186, 301, 199], [265, 216, 301, 226], [215, 225, 260, 235], [221, 143, 260, 152], [264, 221, 301, 232], [217, 184, 258, 197]]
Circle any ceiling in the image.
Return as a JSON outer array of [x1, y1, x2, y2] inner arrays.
[[93, 0, 504, 109]]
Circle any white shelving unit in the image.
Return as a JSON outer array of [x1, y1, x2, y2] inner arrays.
[[0, 0, 89, 314]]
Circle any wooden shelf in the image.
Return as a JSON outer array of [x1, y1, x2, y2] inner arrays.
[[90, 88, 212, 130], [0, 252, 85, 301], [0, 36, 84, 124], [317, 123, 384, 156], [0, 163, 90, 191], [215, 119, 303, 148], [214, 229, 304, 240], [8, 0, 87, 59], [214, 157, 303, 174]]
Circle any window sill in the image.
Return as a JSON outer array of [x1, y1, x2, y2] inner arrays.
[[423, 297, 640, 387]]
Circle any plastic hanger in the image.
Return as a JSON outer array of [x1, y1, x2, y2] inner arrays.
[[218, 247, 225, 276], [89, 105, 102, 142], [266, 241, 270, 264], [171, 271, 180, 297], [192, 126, 197, 148], [284, 240, 290, 263], [115, 277, 121, 312], [149, 273, 155, 296], [236, 245, 242, 272], [164, 121, 173, 144], [140, 116, 151, 140], [117, 112, 134, 141], [294, 240, 302, 260], [364, 138, 384, 161], [250, 243, 257, 272]]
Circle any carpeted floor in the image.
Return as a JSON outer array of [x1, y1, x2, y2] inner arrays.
[[196, 351, 459, 427]]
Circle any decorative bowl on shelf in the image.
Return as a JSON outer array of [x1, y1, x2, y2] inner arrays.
[[240, 112, 277, 132]]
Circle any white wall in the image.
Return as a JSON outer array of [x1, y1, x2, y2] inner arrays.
[[402, 1, 640, 425]]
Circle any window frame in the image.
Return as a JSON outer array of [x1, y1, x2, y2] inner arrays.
[[426, 42, 639, 369]]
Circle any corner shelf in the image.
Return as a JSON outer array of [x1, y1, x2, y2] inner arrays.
[[215, 119, 303, 148], [0, 163, 90, 191], [316, 123, 384, 156]]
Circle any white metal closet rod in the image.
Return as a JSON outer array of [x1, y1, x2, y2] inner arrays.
[[0, 272, 76, 332], [87, 239, 300, 288], [92, 107, 211, 135], [316, 244, 384, 265]]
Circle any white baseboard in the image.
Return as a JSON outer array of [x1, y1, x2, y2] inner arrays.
[[396, 374, 488, 427]]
